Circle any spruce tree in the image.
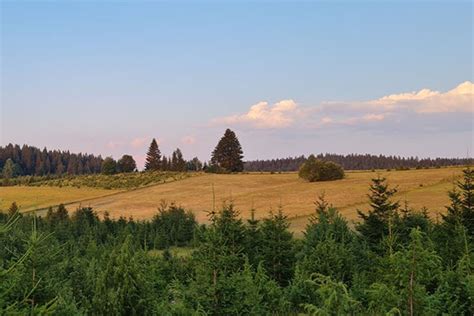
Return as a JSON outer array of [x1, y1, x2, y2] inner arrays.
[[443, 167, 474, 236], [161, 156, 169, 171], [211, 129, 244, 172], [144, 138, 161, 171], [259, 208, 296, 286], [2, 158, 16, 179], [173, 148, 186, 172], [356, 176, 400, 249]]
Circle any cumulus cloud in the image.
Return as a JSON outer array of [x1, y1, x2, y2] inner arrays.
[[212, 81, 473, 130], [213, 99, 302, 128], [369, 81, 473, 113]]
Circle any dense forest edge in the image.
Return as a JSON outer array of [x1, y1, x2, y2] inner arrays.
[[1, 167, 473, 314], [1, 142, 471, 181], [244, 154, 472, 172]]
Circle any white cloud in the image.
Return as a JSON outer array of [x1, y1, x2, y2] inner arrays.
[[213, 99, 301, 128], [369, 81, 473, 113], [211, 81, 473, 130]]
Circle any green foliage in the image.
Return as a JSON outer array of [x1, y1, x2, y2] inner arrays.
[[101, 156, 117, 175], [1, 167, 473, 315], [2, 158, 19, 179], [442, 166, 474, 236], [298, 155, 345, 182], [6, 171, 191, 189], [117, 154, 137, 173], [211, 129, 244, 172], [357, 176, 400, 250], [187, 157, 203, 171], [367, 228, 443, 315], [92, 236, 153, 315], [171, 148, 187, 172], [259, 208, 296, 286], [302, 273, 360, 315], [151, 203, 197, 249]]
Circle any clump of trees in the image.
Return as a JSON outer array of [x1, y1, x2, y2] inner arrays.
[[1, 167, 473, 314], [299, 155, 345, 182], [100, 155, 137, 175], [144, 139, 198, 172], [117, 155, 137, 173], [209, 128, 244, 173]]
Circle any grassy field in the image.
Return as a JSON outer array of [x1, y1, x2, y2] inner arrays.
[[0, 186, 121, 212], [1, 167, 463, 232]]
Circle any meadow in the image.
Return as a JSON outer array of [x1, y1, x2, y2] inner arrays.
[[1, 167, 463, 232]]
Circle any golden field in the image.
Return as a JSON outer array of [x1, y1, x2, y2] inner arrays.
[[0, 167, 464, 232], [0, 186, 121, 212]]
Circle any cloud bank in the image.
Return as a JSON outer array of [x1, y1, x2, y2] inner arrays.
[[212, 81, 473, 129]]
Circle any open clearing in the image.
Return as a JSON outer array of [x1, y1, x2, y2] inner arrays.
[[1, 167, 463, 232]]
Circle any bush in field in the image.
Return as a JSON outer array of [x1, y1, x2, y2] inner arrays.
[[299, 155, 344, 182]]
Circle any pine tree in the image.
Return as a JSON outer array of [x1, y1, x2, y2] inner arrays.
[[303, 274, 360, 315], [457, 167, 474, 237], [211, 129, 244, 172], [8, 202, 19, 217], [92, 236, 152, 315], [172, 148, 186, 172], [446, 167, 474, 236], [259, 208, 296, 286], [144, 138, 161, 171], [298, 195, 356, 284], [171, 151, 178, 171], [357, 176, 400, 249], [161, 155, 169, 171], [2, 158, 16, 179]]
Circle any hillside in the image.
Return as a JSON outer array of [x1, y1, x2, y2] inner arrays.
[[2, 167, 461, 232]]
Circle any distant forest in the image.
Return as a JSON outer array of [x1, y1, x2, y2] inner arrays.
[[244, 154, 472, 172], [0, 144, 103, 176], [1, 143, 471, 177]]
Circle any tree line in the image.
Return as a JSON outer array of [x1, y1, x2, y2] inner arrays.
[[0, 144, 103, 177], [1, 167, 473, 314], [1, 130, 471, 178], [244, 154, 472, 172]]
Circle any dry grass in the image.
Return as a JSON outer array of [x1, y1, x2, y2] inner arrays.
[[0, 186, 121, 212], [59, 167, 463, 232], [1, 167, 463, 233]]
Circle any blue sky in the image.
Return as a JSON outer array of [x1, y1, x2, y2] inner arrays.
[[1, 1, 472, 168]]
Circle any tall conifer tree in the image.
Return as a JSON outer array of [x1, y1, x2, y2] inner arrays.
[[145, 138, 161, 171], [211, 129, 244, 172]]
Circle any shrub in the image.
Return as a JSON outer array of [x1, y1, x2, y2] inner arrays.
[[298, 155, 344, 182]]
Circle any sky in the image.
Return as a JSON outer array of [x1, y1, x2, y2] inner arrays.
[[1, 1, 473, 168]]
